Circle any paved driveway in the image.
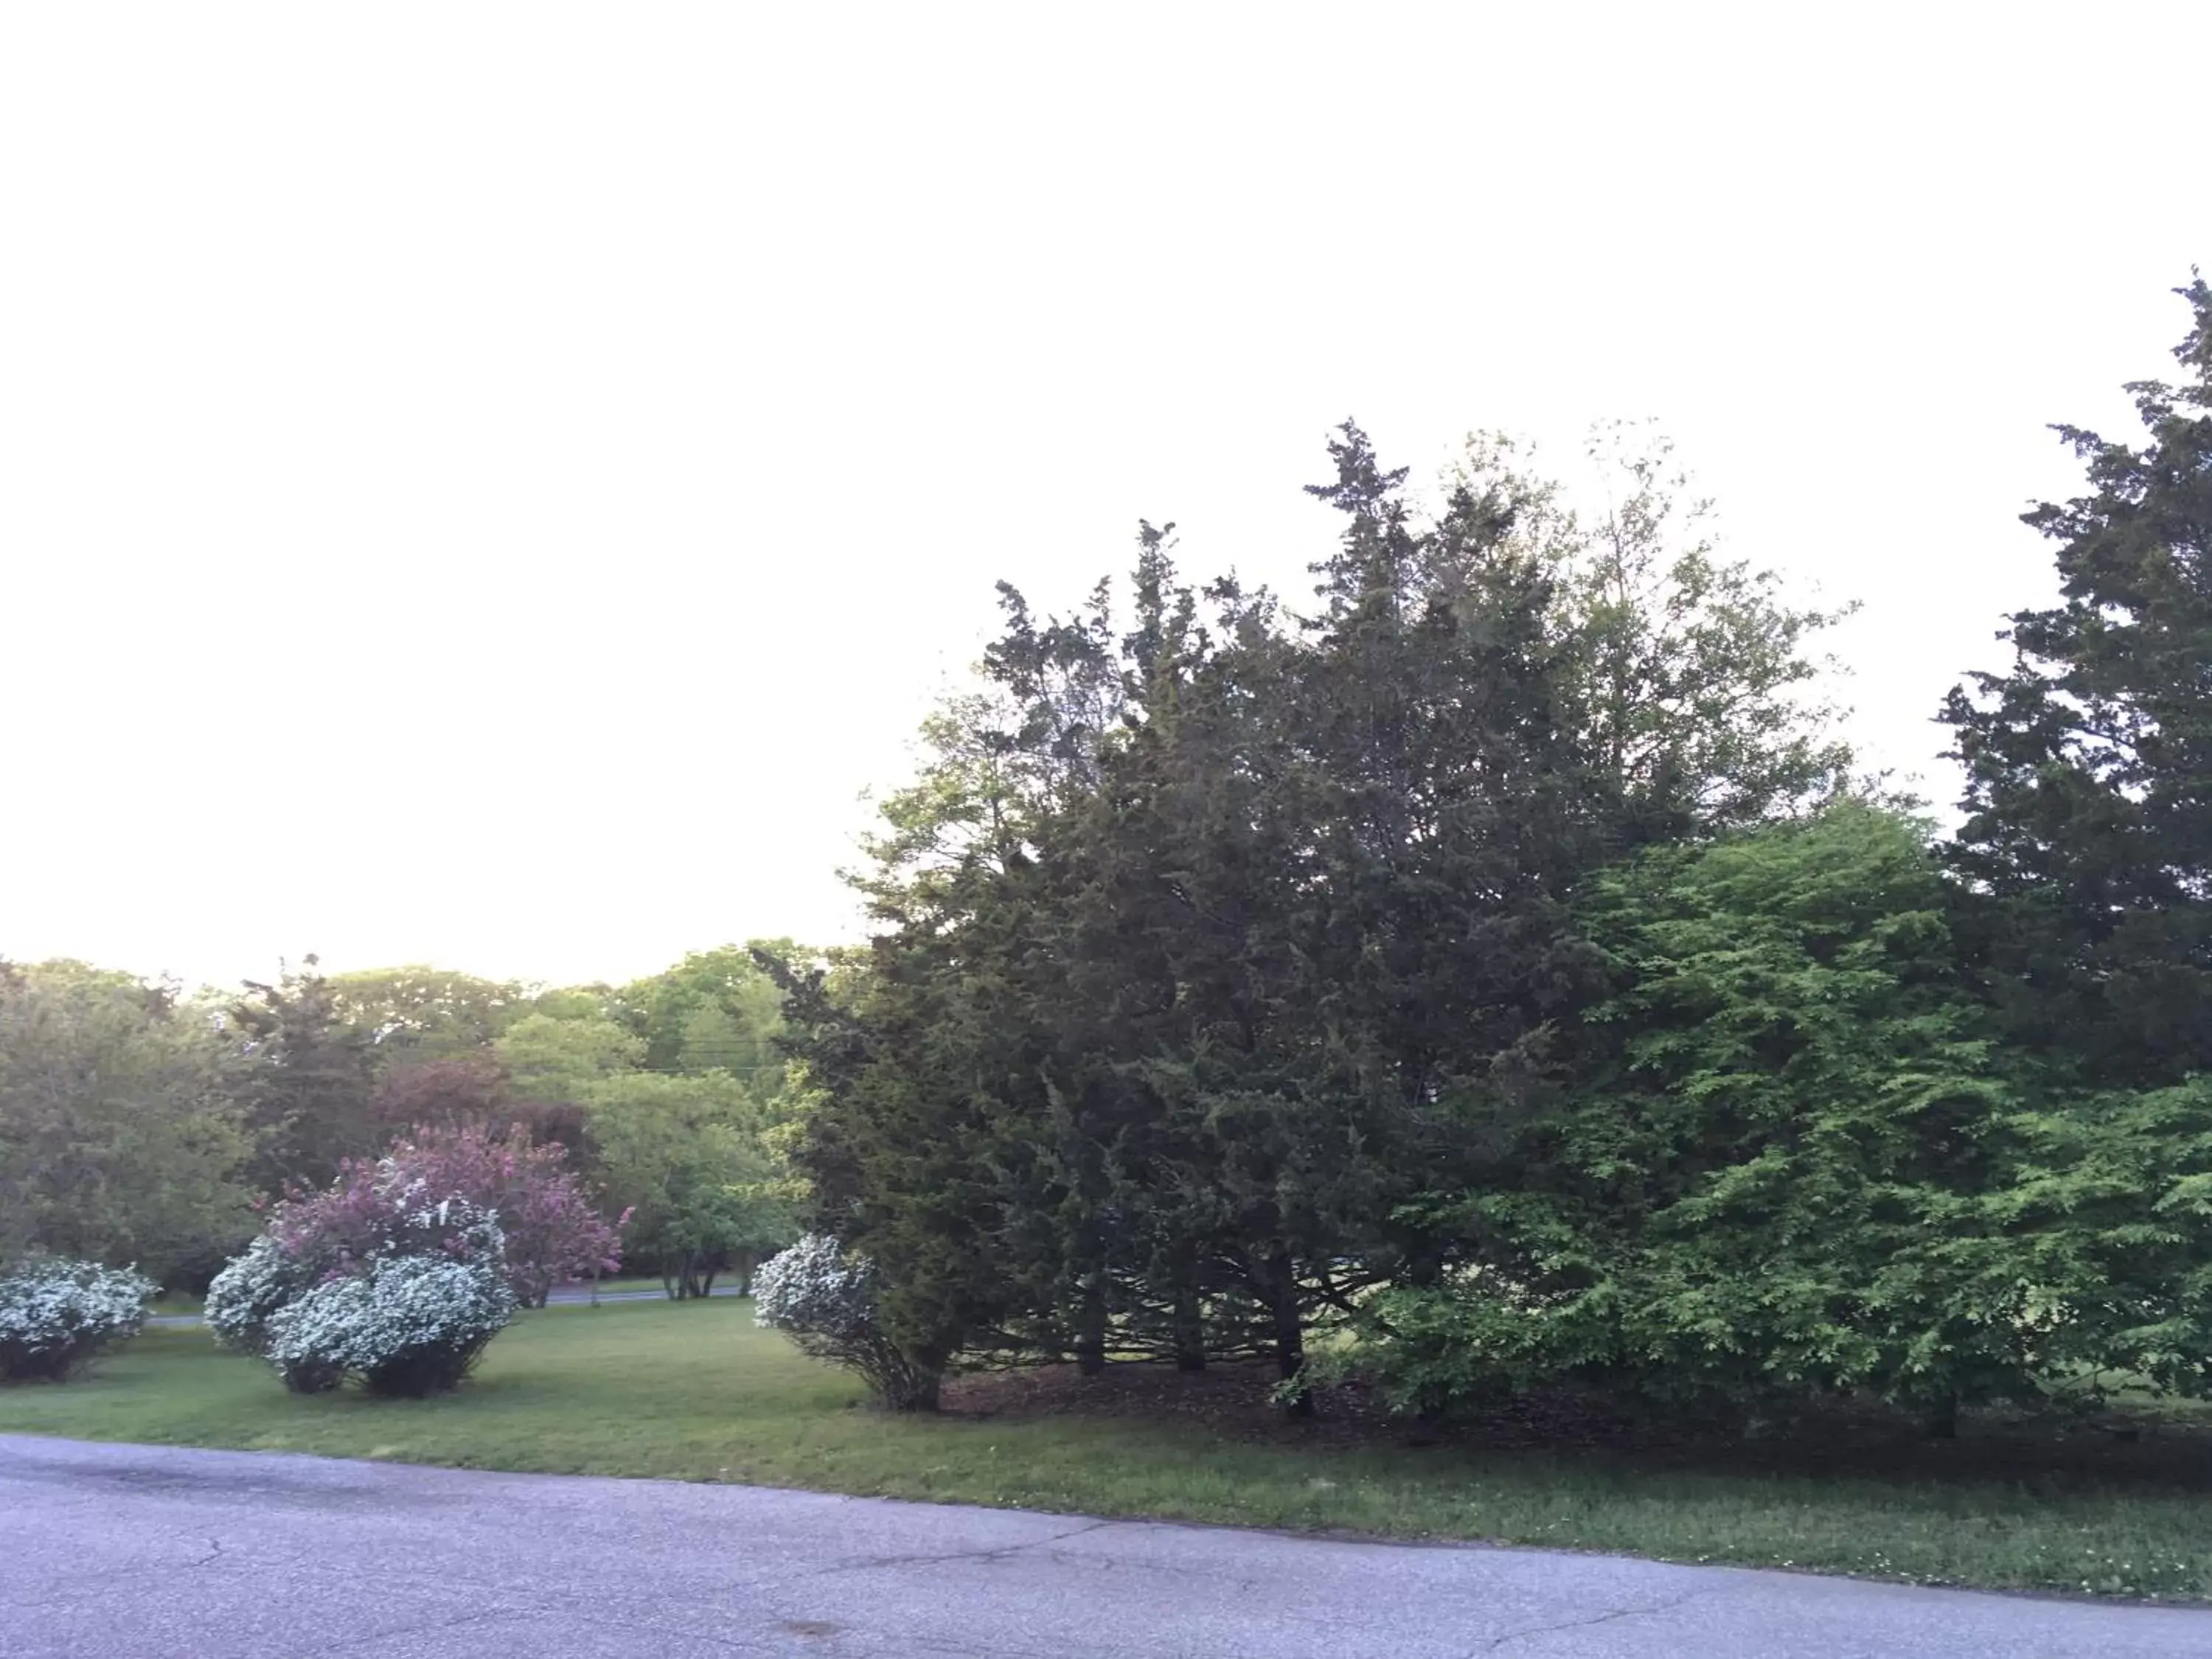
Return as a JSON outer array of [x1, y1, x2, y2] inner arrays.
[[4, 1435, 2208, 1657]]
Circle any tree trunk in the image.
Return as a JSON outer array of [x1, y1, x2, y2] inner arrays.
[[1266, 1251, 1311, 1417], [1074, 1278, 1107, 1377], [1927, 1392, 1960, 1439], [1171, 1245, 1206, 1372]]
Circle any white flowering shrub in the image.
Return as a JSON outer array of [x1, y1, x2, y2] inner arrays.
[[204, 1234, 344, 1392], [208, 1192, 518, 1397], [753, 1234, 940, 1409], [266, 1252, 515, 1397], [0, 1257, 157, 1382]]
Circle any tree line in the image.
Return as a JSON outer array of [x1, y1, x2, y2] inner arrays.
[[0, 946, 810, 1297], [767, 276, 2212, 1422]]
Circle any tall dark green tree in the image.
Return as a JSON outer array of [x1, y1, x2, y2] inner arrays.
[[229, 959, 380, 1192], [1941, 277, 2212, 1082], [779, 420, 1853, 1409]]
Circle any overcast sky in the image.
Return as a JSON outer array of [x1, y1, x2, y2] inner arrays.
[[2, 3, 2205, 991]]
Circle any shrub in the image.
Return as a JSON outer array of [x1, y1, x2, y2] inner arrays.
[[265, 1250, 515, 1397], [752, 1234, 940, 1409], [204, 1234, 344, 1391], [0, 1257, 156, 1382], [209, 1180, 519, 1396], [263, 1132, 621, 1310]]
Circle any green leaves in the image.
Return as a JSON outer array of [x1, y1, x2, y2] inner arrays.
[[1368, 803, 2212, 1421], [0, 964, 257, 1284]]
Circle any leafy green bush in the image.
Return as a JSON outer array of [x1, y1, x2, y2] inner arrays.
[[1357, 805, 2212, 1425]]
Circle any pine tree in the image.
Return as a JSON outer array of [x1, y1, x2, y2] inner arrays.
[[1941, 277, 2212, 1082]]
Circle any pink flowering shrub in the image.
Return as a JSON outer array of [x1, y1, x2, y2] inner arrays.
[[378, 1123, 625, 1306], [256, 1124, 624, 1309]]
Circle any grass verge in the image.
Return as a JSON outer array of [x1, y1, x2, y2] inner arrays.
[[4, 1298, 2208, 1602]]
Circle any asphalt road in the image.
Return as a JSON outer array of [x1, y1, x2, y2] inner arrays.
[[4, 1436, 2208, 1658]]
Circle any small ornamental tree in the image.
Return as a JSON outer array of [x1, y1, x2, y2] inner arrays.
[[379, 1123, 624, 1306], [0, 1257, 156, 1382], [753, 1234, 942, 1410]]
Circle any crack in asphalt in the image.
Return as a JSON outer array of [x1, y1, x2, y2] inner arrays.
[[291, 1606, 517, 1657], [1470, 1586, 1714, 1653], [784, 1517, 1116, 1582]]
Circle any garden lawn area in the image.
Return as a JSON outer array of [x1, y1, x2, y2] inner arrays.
[[6, 1298, 2211, 1603]]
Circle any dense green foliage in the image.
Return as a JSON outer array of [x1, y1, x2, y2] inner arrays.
[[0, 964, 255, 1284], [776, 421, 1861, 1408], [773, 282, 2212, 1425], [1360, 806, 2212, 1427], [1942, 277, 2212, 1082]]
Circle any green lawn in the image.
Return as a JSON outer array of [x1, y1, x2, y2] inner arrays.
[[4, 1298, 2208, 1602]]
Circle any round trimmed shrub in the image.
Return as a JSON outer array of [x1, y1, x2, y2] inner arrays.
[[752, 1234, 940, 1410], [265, 1252, 516, 1397], [204, 1234, 344, 1392], [0, 1257, 157, 1382]]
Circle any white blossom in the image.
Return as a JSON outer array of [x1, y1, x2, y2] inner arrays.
[[0, 1258, 156, 1381], [753, 1234, 939, 1408]]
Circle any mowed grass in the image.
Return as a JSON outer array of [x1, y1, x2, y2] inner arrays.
[[5, 1299, 2210, 1601]]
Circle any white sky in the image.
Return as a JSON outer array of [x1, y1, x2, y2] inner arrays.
[[2, 3, 2206, 991]]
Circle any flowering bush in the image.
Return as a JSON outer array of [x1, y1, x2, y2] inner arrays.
[[267, 1129, 621, 1308], [210, 1179, 520, 1397], [204, 1234, 345, 1391], [753, 1234, 940, 1409], [266, 1249, 515, 1397], [0, 1257, 157, 1382], [380, 1124, 623, 1306]]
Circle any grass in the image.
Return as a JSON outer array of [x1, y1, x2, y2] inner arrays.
[[5, 1298, 2211, 1602]]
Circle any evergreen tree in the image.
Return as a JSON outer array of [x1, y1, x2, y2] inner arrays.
[[1941, 277, 2212, 1082], [779, 421, 1853, 1408], [229, 959, 381, 1192]]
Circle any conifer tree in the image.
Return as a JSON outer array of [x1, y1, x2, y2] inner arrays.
[[1942, 277, 2212, 1081]]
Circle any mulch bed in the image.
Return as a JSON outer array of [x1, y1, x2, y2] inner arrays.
[[939, 1357, 2212, 1486], [941, 1358, 1649, 1452]]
